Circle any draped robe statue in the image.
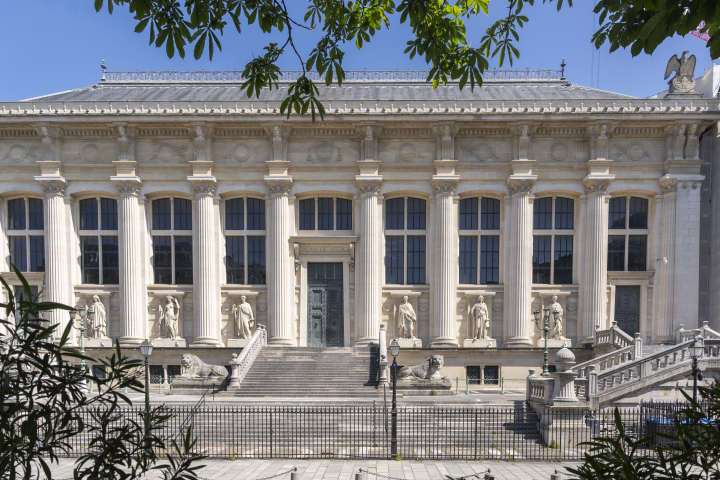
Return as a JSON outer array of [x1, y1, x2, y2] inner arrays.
[[159, 296, 180, 340], [398, 296, 417, 339], [232, 296, 254, 339]]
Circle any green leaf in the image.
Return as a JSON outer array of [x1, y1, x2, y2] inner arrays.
[[194, 32, 207, 60], [135, 18, 150, 33]]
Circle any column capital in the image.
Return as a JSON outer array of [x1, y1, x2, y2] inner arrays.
[[356, 177, 382, 196], [582, 176, 613, 195], [188, 177, 217, 197], [265, 177, 292, 196], [659, 176, 678, 194], [112, 178, 142, 196], [35, 178, 67, 197], [506, 176, 536, 195], [431, 176, 459, 195]]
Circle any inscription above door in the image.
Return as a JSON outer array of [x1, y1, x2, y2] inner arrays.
[[307, 263, 344, 347]]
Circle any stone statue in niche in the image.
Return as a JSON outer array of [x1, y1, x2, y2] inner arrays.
[[397, 296, 416, 339], [194, 125, 205, 160], [90, 295, 108, 339], [159, 296, 180, 340], [549, 295, 566, 341], [272, 125, 283, 160], [519, 124, 531, 160], [232, 296, 254, 339], [470, 296, 490, 340], [117, 125, 129, 160]]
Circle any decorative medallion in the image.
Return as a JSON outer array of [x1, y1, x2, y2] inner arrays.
[[3, 144, 38, 163], [613, 143, 650, 161], [396, 143, 425, 162], [151, 143, 188, 163], [461, 143, 498, 162], [74, 144, 108, 163], [225, 143, 252, 162], [549, 142, 569, 162], [307, 142, 342, 162]]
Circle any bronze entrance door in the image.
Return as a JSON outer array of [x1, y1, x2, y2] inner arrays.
[[307, 263, 344, 347], [614, 286, 641, 336]]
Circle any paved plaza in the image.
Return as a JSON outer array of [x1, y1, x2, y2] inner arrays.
[[46, 458, 580, 480]]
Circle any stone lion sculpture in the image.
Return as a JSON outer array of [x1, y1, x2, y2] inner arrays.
[[397, 355, 448, 381], [179, 354, 228, 378]]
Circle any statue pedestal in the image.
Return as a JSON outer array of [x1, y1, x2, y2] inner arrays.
[[395, 338, 423, 348], [169, 376, 227, 395], [84, 338, 113, 348], [396, 377, 453, 396], [536, 339, 572, 348], [463, 338, 497, 348], [227, 338, 250, 349], [152, 338, 187, 348]]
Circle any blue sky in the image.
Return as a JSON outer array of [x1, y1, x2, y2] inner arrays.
[[0, 1, 713, 101]]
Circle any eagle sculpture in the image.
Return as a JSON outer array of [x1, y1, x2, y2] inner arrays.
[[665, 51, 696, 80]]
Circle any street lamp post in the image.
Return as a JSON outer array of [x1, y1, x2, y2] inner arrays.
[[139, 339, 154, 457], [689, 335, 705, 402], [389, 338, 400, 458], [534, 307, 559, 377]]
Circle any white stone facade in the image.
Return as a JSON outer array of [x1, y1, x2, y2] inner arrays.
[[0, 70, 716, 349]]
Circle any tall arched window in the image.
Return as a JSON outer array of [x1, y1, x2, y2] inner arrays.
[[78, 197, 119, 284], [385, 196, 426, 285], [224, 197, 266, 285], [7, 197, 45, 273], [298, 196, 352, 231], [608, 196, 648, 271], [151, 197, 192, 285], [532, 196, 574, 284], [459, 196, 501, 284]]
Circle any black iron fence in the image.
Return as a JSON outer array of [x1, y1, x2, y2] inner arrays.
[[59, 403, 677, 461]]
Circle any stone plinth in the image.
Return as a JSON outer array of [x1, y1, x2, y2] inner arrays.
[[84, 338, 113, 348], [396, 338, 423, 348], [396, 377, 453, 396], [536, 339, 573, 348], [227, 338, 250, 349], [169, 376, 228, 395], [463, 338, 497, 348], [152, 338, 187, 348]]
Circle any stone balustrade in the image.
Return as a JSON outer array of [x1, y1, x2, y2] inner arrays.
[[572, 332, 642, 378], [227, 325, 267, 391], [594, 321, 635, 350], [676, 321, 720, 344]]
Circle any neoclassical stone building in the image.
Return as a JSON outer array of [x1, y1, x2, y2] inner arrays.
[[0, 67, 715, 366]]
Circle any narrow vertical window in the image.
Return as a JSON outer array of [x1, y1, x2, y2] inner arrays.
[[29, 236, 45, 273], [152, 199, 171, 230], [459, 198, 478, 230], [102, 236, 119, 284], [247, 236, 266, 285], [554, 197, 574, 230], [101, 198, 118, 230], [8, 236, 27, 271], [153, 236, 172, 284], [174, 236, 193, 284], [247, 198, 265, 230], [407, 198, 426, 230], [81, 237, 100, 284], [607, 235, 626, 271], [629, 197, 648, 229], [79, 199, 98, 230], [299, 199, 315, 230], [226, 236, 245, 284], [226, 198, 244, 230], [28, 199, 44, 230], [533, 198, 552, 229], [481, 197, 500, 230], [532, 235, 552, 284], [459, 235, 478, 284], [553, 235, 573, 284], [628, 235, 647, 271], [609, 197, 626, 229], [406, 236, 426, 284], [336, 198, 352, 230], [7, 199, 25, 230], [386, 198, 404, 229], [480, 236, 500, 284], [385, 236, 404, 284], [174, 198, 192, 230], [318, 198, 334, 230]]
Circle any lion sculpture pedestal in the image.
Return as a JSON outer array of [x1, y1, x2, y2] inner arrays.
[[169, 354, 229, 395], [395, 355, 453, 396]]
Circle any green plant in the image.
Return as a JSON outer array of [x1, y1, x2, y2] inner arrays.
[[394, 453, 403, 461], [550, 440, 559, 449], [415, 457, 423, 462], [430, 390, 437, 396]]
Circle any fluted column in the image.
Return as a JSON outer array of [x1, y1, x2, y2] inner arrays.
[[430, 178, 459, 347], [190, 178, 222, 346], [36, 177, 72, 341], [656, 176, 678, 343], [582, 177, 613, 342], [504, 177, 535, 347], [113, 178, 145, 345], [355, 178, 382, 345], [265, 177, 296, 345]]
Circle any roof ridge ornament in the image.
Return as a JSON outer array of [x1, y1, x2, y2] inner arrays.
[[101, 60, 107, 83]]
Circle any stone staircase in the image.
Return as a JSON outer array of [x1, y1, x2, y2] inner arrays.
[[232, 346, 380, 397]]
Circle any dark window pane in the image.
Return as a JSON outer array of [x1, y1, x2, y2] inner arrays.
[[406, 235, 426, 284], [533, 198, 552, 230], [29, 236, 45, 273], [336, 198, 352, 230], [532, 235, 552, 284], [247, 198, 265, 230], [101, 198, 118, 230], [299, 199, 315, 230], [480, 235, 500, 284], [174, 236, 193, 284], [225, 198, 244, 230], [609, 197, 626, 230], [81, 236, 100, 284], [629, 197, 648, 229], [385, 235, 404, 284], [8, 236, 27, 271], [226, 236, 245, 284], [318, 198, 333, 230], [553, 235, 573, 284], [407, 198, 426, 230], [555, 197, 574, 230], [607, 235, 626, 271], [152, 199, 171, 230], [174, 198, 192, 230], [79, 199, 98, 230], [247, 236, 266, 285], [92, 365, 107, 380], [459, 235, 478, 284], [386, 198, 404, 230], [628, 235, 647, 271], [7, 199, 25, 230], [481, 197, 501, 230], [483, 365, 500, 385], [459, 198, 478, 230], [466, 365, 481, 384], [153, 236, 172, 284], [28, 199, 43, 230], [102, 236, 119, 284]]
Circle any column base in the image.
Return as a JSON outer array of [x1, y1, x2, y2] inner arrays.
[[268, 337, 297, 346], [355, 337, 379, 346], [429, 337, 459, 348], [503, 336, 533, 348], [190, 337, 224, 348], [119, 336, 144, 348]]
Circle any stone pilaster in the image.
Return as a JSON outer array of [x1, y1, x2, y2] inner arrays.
[[504, 176, 535, 347], [355, 177, 383, 345], [655, 176, 678, 343], [35, 163, 71, 342], [430, 176, 459, 347], [111, 172, 146, 346], [189, 167, 222, 347], [265, 176, 296, 345]]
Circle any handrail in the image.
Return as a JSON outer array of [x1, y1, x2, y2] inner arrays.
[[227, 325, 267, 390], [596, 340, 694, 381], [676, 321, 720, 344], [595, 321, 634, 349], [571, 343, 636, 377], [164, 384, 212, 443]]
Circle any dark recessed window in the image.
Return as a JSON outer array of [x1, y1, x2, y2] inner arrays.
[[225, 198, 244, 230], [406, 236, 426, 284], [460, 198, 478, 230], [8, 236, 27, 272], [532, 235, 552, 284], [385, 235, 404, 284], [407, 198, 426, 230], [81, 237, 100, 284], [29, 236, 45, 273], [247, 236, 266, 285], [629, 197, 648, 229], [609, 197, 626, 230], [174, 236, 193, 284], [480, 236, 500, 285], [247, 198, 266, 230], [553, 235, 573, 284], [152, 199, 171, 230], [481, 198, 500, 230], [318, 198, 334, 230], [299, 199, 315, 230], [102, 236, 119, 284], [336, 199, 352, 230], [174, 198, 192, 230], [153, 236, 172, 284], [459, 235, 478, 284], [533, 197, 552, 230], [80, 199, 98, 230], [628, 235, 647, 271], [8, 199, 26, 230], [386, 198, 404, 230], [555, 197, 574, 230], [226, 236, 245, 284], [607, 235, 626, 272], [101, 198, 118, 230]]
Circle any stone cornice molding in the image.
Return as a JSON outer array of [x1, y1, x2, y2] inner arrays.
[[506, 176, 535, 195], [659, 176, 679, 194], [265, 177, 292, 196], [431, 177, 459, 195], [356, 177, 382, 195], [583, 177, 613, 195], [112, 177, 142, 196]]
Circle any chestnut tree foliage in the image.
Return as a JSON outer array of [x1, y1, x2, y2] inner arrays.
[[94, 0, 720, 121]]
